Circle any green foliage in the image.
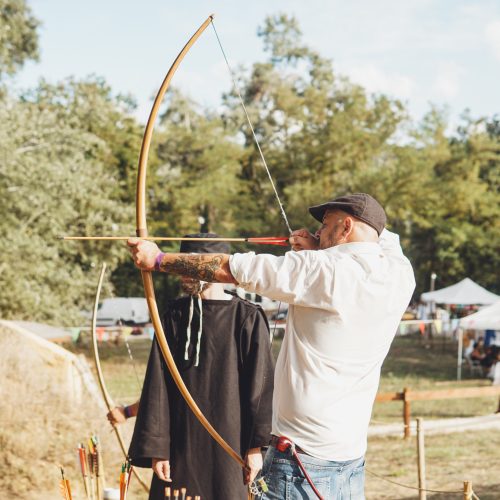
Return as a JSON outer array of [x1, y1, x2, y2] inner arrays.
[[0, 78, 135, 323], [1, 13, 498, 324], [222, 14, 499, 294], [393, 110, 500, 294], [151, 88, 245, 238], [221, 14, 408, 239], [0, 0, 39, 79]]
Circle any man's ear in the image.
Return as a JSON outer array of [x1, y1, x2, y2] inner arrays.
[[343, 216, 354, 236]]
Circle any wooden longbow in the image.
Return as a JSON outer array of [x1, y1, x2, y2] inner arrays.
[[91, 262, 150, 493], [135, 14, 247, 470]]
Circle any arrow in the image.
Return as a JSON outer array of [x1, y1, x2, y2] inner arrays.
[[60, 236, 290, 246]]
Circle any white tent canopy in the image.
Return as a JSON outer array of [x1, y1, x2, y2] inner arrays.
[[421, 278, 499, 305], [459, 301, 500, 330]]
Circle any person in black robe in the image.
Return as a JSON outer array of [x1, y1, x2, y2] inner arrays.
[[127, 234, 275, 500]]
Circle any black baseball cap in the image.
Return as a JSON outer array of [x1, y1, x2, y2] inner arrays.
[[308, 193, 386, 235], [179, 233, 230, 254]]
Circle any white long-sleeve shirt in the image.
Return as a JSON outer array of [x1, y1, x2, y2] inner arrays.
[[229, 230, 415, 461]]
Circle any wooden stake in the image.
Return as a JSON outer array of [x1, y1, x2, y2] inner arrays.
[[416, 418, 427, 500], [463, 481, 472, 500], [403, 387, 411, 438]]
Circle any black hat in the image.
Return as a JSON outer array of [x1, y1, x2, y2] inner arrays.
[[179, 233, 230, 254], [308, 193, 386, 235]]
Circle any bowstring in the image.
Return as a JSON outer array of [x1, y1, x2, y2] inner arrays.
[[211, 23, 292, 493], [211, 20, 293, 236], [211, 19, 288, 348], [211, 18, 289, 345], [123, 332, 143, 391]]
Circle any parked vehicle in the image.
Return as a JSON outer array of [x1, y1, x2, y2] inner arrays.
[[96, 298, 150, 326]]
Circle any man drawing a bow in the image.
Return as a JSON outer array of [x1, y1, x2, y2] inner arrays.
[[128, 194, 415, 499]]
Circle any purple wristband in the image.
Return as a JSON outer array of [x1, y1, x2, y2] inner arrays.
[[124, 405, 131, 419], [154, 252, 165, 272]]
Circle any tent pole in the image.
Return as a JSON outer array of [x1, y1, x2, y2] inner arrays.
[[457, 327, 463, 381]]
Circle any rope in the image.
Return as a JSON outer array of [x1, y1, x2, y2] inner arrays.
[[369, 418, 398, 425], [366, 468, 463, 494], [211, 20, 292, 235], [370, 414, 500, 435], [0, 416, 113, 423]]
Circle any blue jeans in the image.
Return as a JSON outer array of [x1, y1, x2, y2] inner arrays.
[[259, 446, 365, 499]]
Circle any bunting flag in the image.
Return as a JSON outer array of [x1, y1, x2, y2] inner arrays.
[[145, 326, 155, 340], [70, 328, 81, 342], [434, 319, 443, 334], [121, 326, 133, 339], [96, 327, 106, 342]]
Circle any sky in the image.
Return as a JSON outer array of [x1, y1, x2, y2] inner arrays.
[[12, 0, 500, 126]]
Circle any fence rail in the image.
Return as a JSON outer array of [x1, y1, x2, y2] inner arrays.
[[375, 385, 500, 437]]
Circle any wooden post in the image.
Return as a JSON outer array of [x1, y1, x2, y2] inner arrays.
[[463, 481, 472, 500], [416, 418, 426, 500], [403, 387, 411, 438]]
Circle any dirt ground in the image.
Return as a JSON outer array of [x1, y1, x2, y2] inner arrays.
[[3, 327, 499, 499]]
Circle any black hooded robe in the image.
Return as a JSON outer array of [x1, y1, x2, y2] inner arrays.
[[129, 295, 274, 500]]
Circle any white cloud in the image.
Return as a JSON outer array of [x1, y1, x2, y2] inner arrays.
[[432, 62, 463, 100], [344, 64, 415, 100], [485, 20, 500, 60]]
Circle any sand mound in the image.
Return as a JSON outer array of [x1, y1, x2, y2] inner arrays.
[[0, 323, 148, 499]]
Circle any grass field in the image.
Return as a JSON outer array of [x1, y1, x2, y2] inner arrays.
[[68, 332, 500, 499]]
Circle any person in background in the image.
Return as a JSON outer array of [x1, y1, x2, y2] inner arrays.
[[471, 338, 485, 362], [118, 234, 275, 500]]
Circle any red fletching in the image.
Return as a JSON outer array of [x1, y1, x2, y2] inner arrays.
[[247, 237, 289, 246]]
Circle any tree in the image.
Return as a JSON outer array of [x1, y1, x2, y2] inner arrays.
[[2, 10, 498, 323], [222, 14, 499, 295], [223, 14, 406, 236], [0, 0, 39, 79], [150, 88, 246, 238], [0, 78, 138, 323], [407, 112, 500, 293]]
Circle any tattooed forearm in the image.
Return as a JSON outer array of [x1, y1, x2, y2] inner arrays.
[[160, 254, 225, 282]]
